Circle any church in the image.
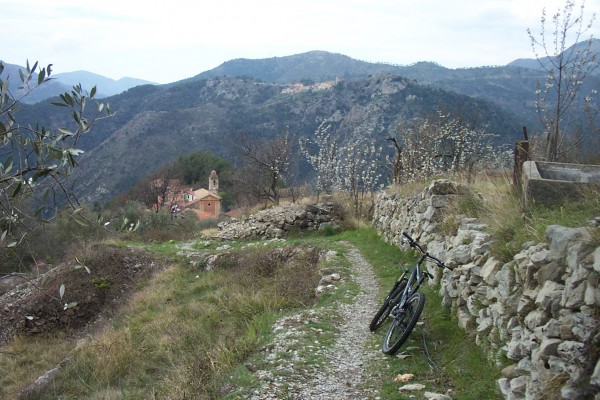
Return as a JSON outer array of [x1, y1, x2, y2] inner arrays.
[[154, 170, 221, 220], [182, 170, 222, 220]]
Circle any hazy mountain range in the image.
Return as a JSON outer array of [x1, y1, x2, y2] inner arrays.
[[5, 39, 599, 204], [0, 61, 155, 103], [4, 39, 598, 104]]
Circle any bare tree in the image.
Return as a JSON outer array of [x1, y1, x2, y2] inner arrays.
[[236, 133, 292, 206], [128, 164, 182, 212], [386, 137, 403, 185], [528, 0, 599, 161]]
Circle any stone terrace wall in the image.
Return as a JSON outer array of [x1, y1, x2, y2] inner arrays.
[[372, 180, 600, 400], [217, 202, 341, 240]]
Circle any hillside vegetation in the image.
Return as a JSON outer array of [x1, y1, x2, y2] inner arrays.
[[14, 61, 529, 204]]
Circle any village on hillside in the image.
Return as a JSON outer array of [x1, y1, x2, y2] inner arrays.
[[281, 79, 339, 94]]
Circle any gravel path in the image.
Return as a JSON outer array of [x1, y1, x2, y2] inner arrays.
[[248, 242, 382, 399]]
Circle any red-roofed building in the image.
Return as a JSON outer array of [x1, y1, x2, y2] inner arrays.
[[152, 171, 221, 220]]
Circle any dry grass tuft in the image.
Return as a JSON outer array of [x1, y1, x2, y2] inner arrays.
[[540, 372, 569, 400], [0, 334, 73, 398]]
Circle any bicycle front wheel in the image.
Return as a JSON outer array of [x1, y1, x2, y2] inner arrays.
[[369, 279, 407, 332], [382, 291, 425, 355]]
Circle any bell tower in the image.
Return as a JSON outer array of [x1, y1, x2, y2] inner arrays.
[[209, 170, 219, 193]]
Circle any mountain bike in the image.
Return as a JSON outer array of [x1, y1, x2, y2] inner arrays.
[[369, 232, 447, 355]]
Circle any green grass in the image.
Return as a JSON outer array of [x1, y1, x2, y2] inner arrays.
[[527, 193, 600, 235], [338, 228, 415, 279]]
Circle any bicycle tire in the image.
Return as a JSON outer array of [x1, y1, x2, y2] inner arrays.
[[382, 291, 425, 355], [369, 279, 407, 332]]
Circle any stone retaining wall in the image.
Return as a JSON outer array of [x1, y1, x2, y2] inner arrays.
[[217, 202, 341, 240], [372, 179, 600, 400]]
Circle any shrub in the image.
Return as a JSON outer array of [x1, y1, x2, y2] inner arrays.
[[119, 201, 201, 242], [212, 246, 321, 306], [274, 247, 321, 306]]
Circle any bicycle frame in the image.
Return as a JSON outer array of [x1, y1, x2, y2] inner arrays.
[[392, 253, 432, 316], [391, 233, 440, 317]]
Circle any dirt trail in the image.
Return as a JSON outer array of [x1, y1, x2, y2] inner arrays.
[[249, 242, 382, 399]]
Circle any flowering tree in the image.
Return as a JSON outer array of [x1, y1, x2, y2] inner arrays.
[[389, 113, 511, 183], [389, 118, 439, 182], [301, 121, 386, 217], [299, 122, 340, 201], [527, 0, 599, 161], [1, 61, 112, 248], [337, 137, 384, 218]]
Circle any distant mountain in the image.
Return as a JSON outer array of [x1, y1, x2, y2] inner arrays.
[[0, 61, 156, 104], [187, 52, 546, 129], [0, 61, 71, 104], [52, 71, 156, 97], [188, 43, 600, 132], [190, 51, 476, 86], [508, 57, 543, 71], [189, 50, 401, 84], [508, 38, 600, 74]]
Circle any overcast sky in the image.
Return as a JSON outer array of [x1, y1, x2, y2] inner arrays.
[[3, 0, 599, 84]]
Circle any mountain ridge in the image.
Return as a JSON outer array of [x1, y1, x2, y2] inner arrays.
[[507, 38, 600, 72], [52, 70, 155, 97], [5, 38, 598, 108]]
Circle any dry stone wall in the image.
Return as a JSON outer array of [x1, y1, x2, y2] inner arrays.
[[372, 179, 600, 400], [217, 203, 341, 240]]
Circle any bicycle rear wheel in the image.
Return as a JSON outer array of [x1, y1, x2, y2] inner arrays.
[[369, 279, 407, 332], [382, 291, 425, 355]]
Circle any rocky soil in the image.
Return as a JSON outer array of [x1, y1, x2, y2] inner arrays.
[[216, 202, 343, 240], [0, 245, 167, 347], [247, 243, 383, 399]]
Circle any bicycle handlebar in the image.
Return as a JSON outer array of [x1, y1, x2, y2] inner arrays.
[[402, 231, 447, 269]]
